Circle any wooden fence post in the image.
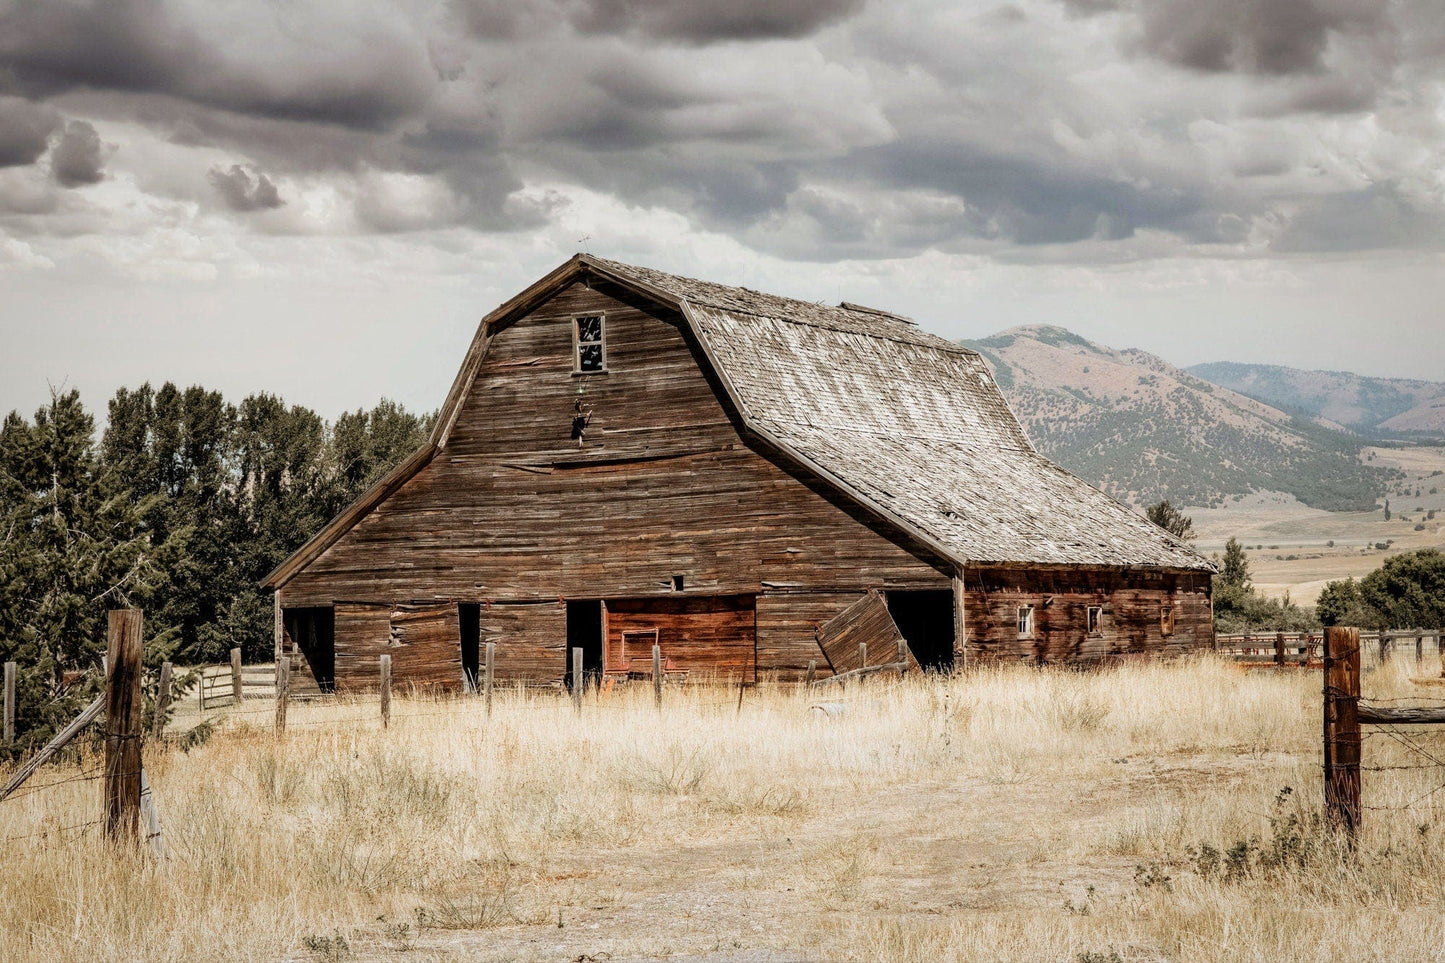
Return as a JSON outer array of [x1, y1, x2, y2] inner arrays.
[[572, 648, 583, 712], [231, 647, 243, 705], [1417, 630, 1425, 666], [104, 609, 144, 843], [3, 661, 14, 745], [652, 644, 663, 710], [805, 659, 816, 686], [275, 658, 288, 734], [139, 767, 166, 859], [152, 661, 172, 739], [1323, 626, 1361, 842], [858, 642, 867, 674], [380, 654, 392, 729], [274, 594, 288, 734], [484, 641, 495, 719], [1275, 631, 1286, 668], [897, 639, 908, 678]]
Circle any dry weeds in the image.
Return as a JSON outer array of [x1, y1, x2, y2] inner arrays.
[[3, 656, 1445, 962]]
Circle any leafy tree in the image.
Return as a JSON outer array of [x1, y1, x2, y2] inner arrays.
[[1359, 550, 1445, 630], [1146, 499, 1194, 540], [1384, 498, 1391, 521], [1316, 577, 1377, 628]]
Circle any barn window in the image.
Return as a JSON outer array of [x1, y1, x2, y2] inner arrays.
[[574, 315, 606, 373], [1161, 605, 1175, 636], [1017, 605, 1034, 638], [1087, 606, 1103, 636]]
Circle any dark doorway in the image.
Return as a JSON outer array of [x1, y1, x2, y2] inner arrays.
[[458, 603, 480, 691], [565, 600, 604, 691], [283, 606, 336, 692], [885, 590, 955, 671]]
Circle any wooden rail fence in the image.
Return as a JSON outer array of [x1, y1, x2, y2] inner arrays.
[[198, 648, 276, 710], [1217, 629, 1441, 670]]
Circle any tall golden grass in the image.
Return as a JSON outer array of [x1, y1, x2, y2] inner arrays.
[[3, 655, 1444, 962]]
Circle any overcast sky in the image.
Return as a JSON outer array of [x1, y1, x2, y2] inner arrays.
[[2, 0, 1443, 421]]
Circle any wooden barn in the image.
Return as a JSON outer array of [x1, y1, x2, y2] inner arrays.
[[263, 255, 1215, 691]]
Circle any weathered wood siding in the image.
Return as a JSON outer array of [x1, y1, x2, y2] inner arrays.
[[332, 603, 391, 690], [279, 280, 950, 681], [478, 603, 567, 683], [604, 595, 756, 681], [388, 603, 463, 690], [962, 567, 1212, 663]]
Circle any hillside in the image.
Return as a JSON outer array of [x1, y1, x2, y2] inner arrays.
[[960, 326, 1383, 511], [1187, 361, 1445, 439]]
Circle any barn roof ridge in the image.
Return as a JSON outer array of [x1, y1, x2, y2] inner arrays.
[[264, 254, 1213, 589]]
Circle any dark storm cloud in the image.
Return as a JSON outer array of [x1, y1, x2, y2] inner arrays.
[[50, 119, 104, 186], [1133, 0, 1384, 75], [454, 0, 863, 43], [0, 0, 434, 130], [0, 96, 59, 167], [208, 164, 283, 212], [848, 140, 1206, 246]]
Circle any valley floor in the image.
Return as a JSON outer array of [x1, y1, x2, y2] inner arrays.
[[5, 659, 1445, 962]]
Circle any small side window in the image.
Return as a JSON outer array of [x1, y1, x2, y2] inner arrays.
[[1017, 605, 1034, 638], [574, 315, 605, 373], [1161, 605, 1175, 636], [1087, 606, 1103, 636]]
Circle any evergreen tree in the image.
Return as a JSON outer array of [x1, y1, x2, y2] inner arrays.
[[1217, 537, 1250, 589], [0, 391, 180, 751], [1146, 499, 1194, 540]]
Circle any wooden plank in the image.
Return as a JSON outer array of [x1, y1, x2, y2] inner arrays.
[[3, 661, 13, 745], [388, 603, 463, 691], [815, 590, 909, 673], [0, 695, 104, 801], [380, 654, 392, 729], [152, 661, 172, 739]]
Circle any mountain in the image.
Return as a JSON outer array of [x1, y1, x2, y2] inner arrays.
[[960, 325, 1383, 512], [1186, 362, 1445, 439]]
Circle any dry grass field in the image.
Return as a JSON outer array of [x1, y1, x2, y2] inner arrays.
[[5, 658, 1445, 962]]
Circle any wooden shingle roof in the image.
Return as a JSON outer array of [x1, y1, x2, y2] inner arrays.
[[264, 254, 1212, 589], [588, 257, 1212, 572]]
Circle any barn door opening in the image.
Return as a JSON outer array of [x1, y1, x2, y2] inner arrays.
[[565, 600, 603, 692], [283, 606, 336, 693], [885, 590, 955, 671], [458, 603, 480, 691]]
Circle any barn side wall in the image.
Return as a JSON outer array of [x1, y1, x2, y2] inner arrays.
[[962, 566, 1213, 663], [280, 279, 951, 688]]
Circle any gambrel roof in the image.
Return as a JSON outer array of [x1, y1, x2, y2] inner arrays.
[[265, 254, 1212, 589]]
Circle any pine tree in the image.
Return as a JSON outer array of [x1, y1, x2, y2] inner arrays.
[[1146, 499, 1195, 541], [1217, 537, 1250, 589]]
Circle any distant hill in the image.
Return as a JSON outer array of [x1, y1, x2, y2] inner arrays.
[[960, 325, 1384, 512], [1187, 361, 1445, 439]]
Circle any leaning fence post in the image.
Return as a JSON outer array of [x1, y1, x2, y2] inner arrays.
[[652, 644, 663, 710], [484, 641, 495, 718], [858, 642, 867, 673], [380, 654, 392, 729], [571, 647, 583, 713], [1323, 626, 1362, 843], [805, 659, 816, 686], [104, 609, 144, 843], [230, 647, 243, 705], [139, 766, 166, 860], [152, 661, 172, 739], [897, 639, 908, 677], [3, 661, 14, 745]]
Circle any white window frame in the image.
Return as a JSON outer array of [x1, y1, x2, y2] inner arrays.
[[573, 314, 607, 374], [1017, 605, 1035, 638]]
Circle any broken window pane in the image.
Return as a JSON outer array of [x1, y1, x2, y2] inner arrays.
[[575, 316, 604, 371]]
